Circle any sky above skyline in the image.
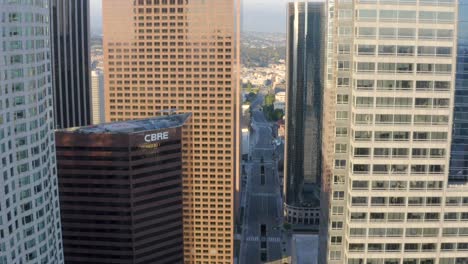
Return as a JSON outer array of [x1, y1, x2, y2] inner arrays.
[[89, 0, 288, 35]]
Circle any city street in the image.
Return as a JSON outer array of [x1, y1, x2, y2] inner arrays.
[[240, 105, 285, 264]]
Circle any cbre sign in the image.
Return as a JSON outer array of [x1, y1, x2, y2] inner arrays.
[[144, 132, 169, 143]]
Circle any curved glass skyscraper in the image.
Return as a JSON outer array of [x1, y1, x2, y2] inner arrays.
[[284, 1, 326, 227], [0, 1, 64, 263]]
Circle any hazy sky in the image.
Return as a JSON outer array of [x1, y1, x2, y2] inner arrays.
[[89, 0, 288, 35]]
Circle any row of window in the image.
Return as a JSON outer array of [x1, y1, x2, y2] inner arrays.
[[335, 112, 450, 126], [357, 27, 453, 40], [338, 27, 453, 40], [350, 180, 444, 191], [352, 97, 450, 109], [357, 10, 454, 22], [348, 242, 468, 252], [352, 130, 448, 142], [348, 257, 464, 264], [352, 79, 451, 91], [351, 163, 445, 174], [350, 196, 445, 206], [353, 62, 452, 74], [358, 0, 455, 5], [348, 211, 468, 222], [355, 45, 452, 57], [351, 147, 446, 159]]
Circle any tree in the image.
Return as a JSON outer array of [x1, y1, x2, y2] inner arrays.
[[264, 94, 275, 106], [246, 82, 253, 93], [273, 109, 284, 121]]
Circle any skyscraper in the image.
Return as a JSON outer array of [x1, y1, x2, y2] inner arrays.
[[450, 1, 468, 183], [102, 0, 241, 262], [321, 0, 468, 263], [284, 1, 326, 228], [50, 0, 92, 129], [91, 69, 105, 125], [56, 114, 190, 264], [0, 1, 64, 263]]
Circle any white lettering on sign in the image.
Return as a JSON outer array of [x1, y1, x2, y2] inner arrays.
[[144, 132, 169, 142]]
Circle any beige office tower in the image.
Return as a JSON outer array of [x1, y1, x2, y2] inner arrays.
[[102, 0, 240, 263], [321, 1, 468, 264]]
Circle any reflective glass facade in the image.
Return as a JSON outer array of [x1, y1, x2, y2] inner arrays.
[[50, 0, 91, 129], [450, 0, 468, 183], [285, 2, 325, 208]]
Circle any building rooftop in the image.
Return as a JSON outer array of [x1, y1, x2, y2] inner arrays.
[[291, 234, 319, 264], [60, 113, 191, 134]]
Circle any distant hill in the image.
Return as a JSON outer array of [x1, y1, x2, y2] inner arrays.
[[241, 32, 286, 67]]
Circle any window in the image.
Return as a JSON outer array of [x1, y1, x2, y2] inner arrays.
[[355, 131, 372, 141], [397, 63, 413, 72], [378, 63, 396, 72], [355, 114, 373, 124], [350, 212, 366, 221], [418, 46, 436, 56], [338, 44, 351, 54], [335, 127, 348, 137], [357, 44, 375, 55], [336, 94, 349, 104], [398, 28, 416, 39], [331, 221, 343, 230], [438, 12, 454, 22], [358, 27, 376, 38], [337, 77, 350, 86], [434, 81, 450, 91], [352, 180, 369, 189], [338, 61, 350, 70], [335, 160, 346, 169], [380, 10, 397, 20], [330, 251, 341, 260], [352, 197, 368, 205], [331, 236, 342, 245], [437, 29, 453, 40], [358, 9, 377, 20], [333, 191, 345, 200], [436, 47, 452, 56], [333, 175, 345, 185], [435, 64, 452, 74], [357, 62, 375, 72], [398, 10, 416, 21], [419, 28, 435, 39], [356, 80, 374, 90], [335, 144, 347, 153], [354, 148, 370, 157], [353, 164, 370, 174], [379, 45, 396, 55], [356, 97, 374, 108], [336, 111, 348, 120], [397, 46, 414, 55], [420, 11, 436, 22], [380, 28, 396, 38], [375, 131, 392, 141]]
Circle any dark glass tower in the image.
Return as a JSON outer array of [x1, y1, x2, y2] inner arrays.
[[50, 0, 91, 129], [284, 1, 325, 226], [56, 114, 190, 264], [450, 2, 468, 183]]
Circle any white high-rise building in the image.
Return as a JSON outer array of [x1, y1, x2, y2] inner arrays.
[[0, 1, 64, 264], [321, 0, 468, 264], [91, 69, 105, 125]]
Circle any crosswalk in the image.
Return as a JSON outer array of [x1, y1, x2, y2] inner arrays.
[[246, 236, 281, 243]]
